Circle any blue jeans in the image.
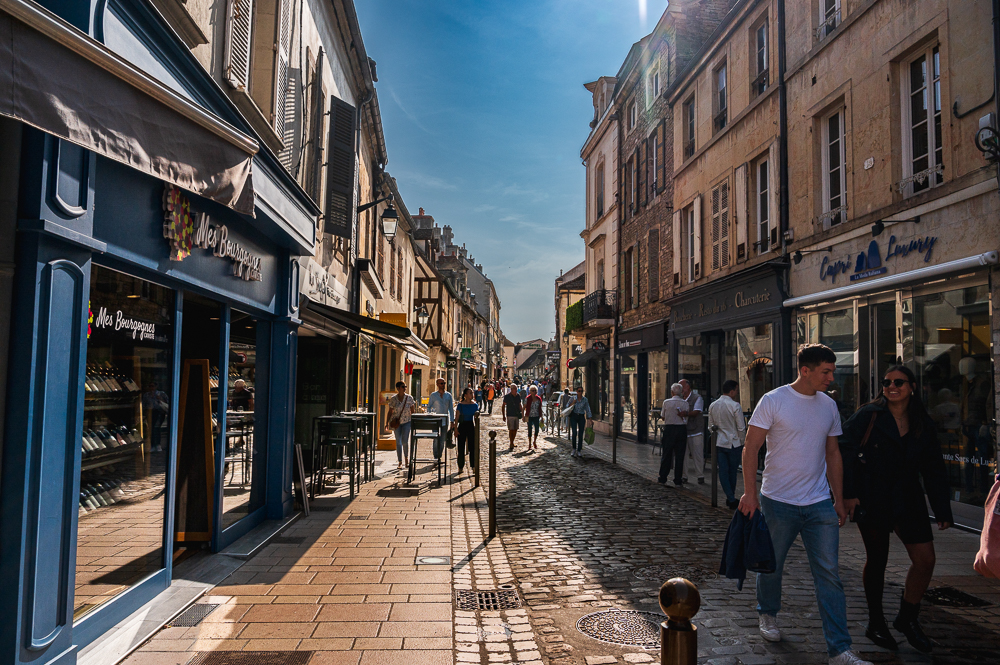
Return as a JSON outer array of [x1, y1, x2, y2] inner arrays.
[[757, 494, 851, 657], [569, 413, 587, 451], [393, 422, 412, 463], [716, 445, 743, 502], [527, 416, 540, 439]]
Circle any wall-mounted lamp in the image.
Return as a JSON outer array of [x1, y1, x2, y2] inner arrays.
[[792, 246, 833, 265], [416, 305, 430, 326], [872, 216, 920, 237], [356, 193, 399, 240], [456, 330, 463, 344]]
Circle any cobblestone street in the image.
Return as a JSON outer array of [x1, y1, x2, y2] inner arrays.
[[480, 411, 1000, 665]]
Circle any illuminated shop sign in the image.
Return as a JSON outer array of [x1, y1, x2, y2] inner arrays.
[[819, 235, 937, 283]]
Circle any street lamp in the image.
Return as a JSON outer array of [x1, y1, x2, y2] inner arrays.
[[380, 203, 399, 240], [416, 305, 429, 326], [456, 330, 463, 345]]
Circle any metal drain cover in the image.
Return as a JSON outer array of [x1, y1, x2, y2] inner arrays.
[[632, 564, 712, 582], [347, 515, 369, 520], [456, 589, 522, 611], [924, 586, 991, 607], [189, 651, 312, 664], [416, 556, 451, 565], [576, 609, 664, 649], [168, 603, 219, 627]]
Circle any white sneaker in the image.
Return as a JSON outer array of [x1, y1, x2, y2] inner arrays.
[[829, 651, 873, 665], [759, 614, 781, 642]]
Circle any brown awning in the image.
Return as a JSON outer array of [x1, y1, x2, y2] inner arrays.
[[0, 0, 257, 214]]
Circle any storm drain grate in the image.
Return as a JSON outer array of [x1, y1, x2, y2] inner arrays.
[[576, 608, 664, 649], [270, 536, 306, 545], [190, 652, 313, 665], [168, 604, 220, 627], [456, 588, 522, 611], [347, 515, 369, 520], [924, 586, 992, 607]]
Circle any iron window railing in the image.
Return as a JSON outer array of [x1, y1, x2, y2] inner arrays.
[[582, 289, 617, 324]]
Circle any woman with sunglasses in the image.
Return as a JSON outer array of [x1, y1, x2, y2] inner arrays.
[[841, 365, 951, 654]]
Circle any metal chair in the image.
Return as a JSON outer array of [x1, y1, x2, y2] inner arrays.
[[311, 417, 356, 499]]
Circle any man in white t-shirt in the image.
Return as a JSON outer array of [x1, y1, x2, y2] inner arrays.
[[739, 344, 871, 665]]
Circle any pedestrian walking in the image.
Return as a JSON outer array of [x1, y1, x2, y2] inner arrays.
[[386, 381, 416, 470], [427, 378, 455, 459], [567, 386, 592, 457], [679, 379, 705, 484], [455, 388, 480, 475], [558, 387, 573, 434], [502, 384, 523, 449], [739, 344, 872, 665], [709, 380, 746, 509], [475, 384, 484, 411], [485, 382, 496, 414], [841, 365, 952, 654], [658, 383, 689, 485], [524, 385, 543, 450]]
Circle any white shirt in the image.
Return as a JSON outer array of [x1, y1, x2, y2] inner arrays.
[[708, 394, 746, 449], [747, 384, 843, 506], [660, 396, 688, 425]]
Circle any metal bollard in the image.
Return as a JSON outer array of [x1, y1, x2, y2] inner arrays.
[[488, 430, 497, 538], [659, 578, 700, 665], [474, 413, 481, 488], [710, 426, 719, 508]]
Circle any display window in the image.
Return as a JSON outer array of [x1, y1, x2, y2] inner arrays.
[[224, 310, 265, 528], [619, 352, 639, 436], [75, 266, 174, 620]]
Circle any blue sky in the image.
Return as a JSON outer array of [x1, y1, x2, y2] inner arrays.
[[356, 0, 667, 343]]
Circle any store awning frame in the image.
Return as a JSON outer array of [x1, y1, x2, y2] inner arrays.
[[301, 299, 412, 339]]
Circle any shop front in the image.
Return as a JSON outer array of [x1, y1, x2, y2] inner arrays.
[[616, 323, 668, 442], [787, 206, 999, 529], [568, 337, 612, 431], [667, 266, 792, 422]]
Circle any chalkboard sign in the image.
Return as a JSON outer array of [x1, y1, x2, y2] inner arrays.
[[174, 359, 215, 542]]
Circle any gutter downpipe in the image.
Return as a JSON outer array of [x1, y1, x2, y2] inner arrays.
[[994, 0, 1000, 192], [612, 112, 622, 466], [777, 0, 792, 384]]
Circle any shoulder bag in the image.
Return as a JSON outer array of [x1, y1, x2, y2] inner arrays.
[[388, 396, 402, 430], [849, 411, 878, 522]]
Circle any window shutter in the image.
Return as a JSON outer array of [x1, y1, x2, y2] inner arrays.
[[306, 57, 326, 203], [397, 249, 403, 299], [672, 210, 681, 285], [693, 195, 702, 279], [324, 96, 357, 238], [711, 185, 720, 271], [639, 141, 647, 207], [734, 163, 748, 260], [632, 244, 640, 307], [274, 0, 292, 136], [647, 228, 660, 302], [389, 242, 396, 298], [720, 180, 730, 268], [768, 141, 779, 250], [223, 0, 254, 91], [656, 120, 666, 193]]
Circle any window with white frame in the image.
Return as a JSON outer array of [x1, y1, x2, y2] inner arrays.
[[821, 109, 847, 227], [714, 62, 727, 132], [755, 157, 770, 252], [647, 63, 660, 106], [628, 100, 637, 132], [596, 162, 605, 218], [817, 0, 840, 40], [683, 96, 695, 158], [901, 44, 943, 196], [752, 19, 768, 98], [686, 207, 697, 283]]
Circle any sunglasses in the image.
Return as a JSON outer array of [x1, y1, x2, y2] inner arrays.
[[881, 378, 910, 388]]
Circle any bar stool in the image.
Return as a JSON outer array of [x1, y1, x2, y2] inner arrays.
[[409, 415, 446, 486], [311, 417, 356, 499]]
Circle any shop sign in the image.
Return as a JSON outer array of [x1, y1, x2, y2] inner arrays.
[[446, 358, 458, 368], [162, 184, 263, 281], [592, 341, 608, 352], [460, 347, 472, 359], [379, 312, 408, 327], [91, 305, 161, 342], [301, 258, 346, 307], [671, 274, 781, 331], [572, 344, 583, 356], [819, 236, 938, 284], [618, 338, 641, 349], [521, 342, 544, 349]]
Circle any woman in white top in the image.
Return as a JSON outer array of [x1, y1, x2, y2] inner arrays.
[[386, 381, 416, 469]]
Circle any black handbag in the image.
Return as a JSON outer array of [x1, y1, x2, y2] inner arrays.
[[850, 412, 878, 523]]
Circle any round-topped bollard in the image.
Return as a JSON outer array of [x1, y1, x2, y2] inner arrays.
[[658, 578, 700, 665]]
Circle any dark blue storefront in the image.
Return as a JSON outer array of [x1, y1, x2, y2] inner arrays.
[[0, 1, 317, 663]]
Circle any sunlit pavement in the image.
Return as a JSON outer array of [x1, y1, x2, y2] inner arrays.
[[128, 408, 1000, 665]]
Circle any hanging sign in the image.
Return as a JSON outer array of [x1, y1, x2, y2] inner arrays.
[[162, 184, 263, 281], [592, 341, 609, 353], [460, 347, 472, 359]]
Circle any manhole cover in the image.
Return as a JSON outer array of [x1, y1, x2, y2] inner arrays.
[[189, 651, 312, 664], [632, 564, 714, 582], [456, 589, 522, 611], [168, 603, 219, 627], [924, 586, 991, 607], [347, 515, 369, 520], [416, 556, 451, 565], [576, 609, 664, 649]]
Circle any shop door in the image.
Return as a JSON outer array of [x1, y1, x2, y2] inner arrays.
[[858, 299, 899, 405]]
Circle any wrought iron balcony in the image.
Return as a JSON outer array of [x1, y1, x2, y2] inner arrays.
[[582, 289, 617, 325]]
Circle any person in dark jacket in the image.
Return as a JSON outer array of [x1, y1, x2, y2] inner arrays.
[[842, 365, 952, 654]]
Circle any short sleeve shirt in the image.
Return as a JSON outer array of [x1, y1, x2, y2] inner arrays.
[[748, 384, 843, 506], [503, 393, 523, 418], [388, 394, 415, 425]]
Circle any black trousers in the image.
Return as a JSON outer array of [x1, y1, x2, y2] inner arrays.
[[485, 399, 494, 414], [456, 421, 476, 470], [658, 425, 688, 484]]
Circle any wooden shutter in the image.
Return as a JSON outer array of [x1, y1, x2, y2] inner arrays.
[[389, 242, 396, 297], [638, 142, 647, 207], [720, 180, 730, 268], [711, 185, 720, 271], [632, 244, 640, 307], [768, 141, 780, 249], [305, 53, 326, 203], [693, 195, 702, 279], [647, 228, 660, 302], [324, 96, 357, 238], [274, 0, 292, 135], [397, 249, 403, 300], [734, 163, 748, 260], [223, 0, 254, 90], [672, 210, 681, 285], [656, 120, 666, 193]]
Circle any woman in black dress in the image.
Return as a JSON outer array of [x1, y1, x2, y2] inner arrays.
[[842, 365, 952, 653]]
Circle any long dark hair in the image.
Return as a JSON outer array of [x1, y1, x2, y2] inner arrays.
[[874, 364, 929, 437]]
